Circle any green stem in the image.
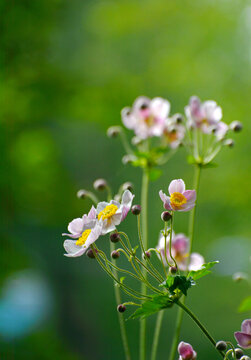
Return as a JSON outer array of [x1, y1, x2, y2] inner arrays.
[[140, 168, 149, 360], [169, 164, 201, 360], [110, 241, 131, 360], [168, 213, 178, 269], [175, 300, 224, 358], [150, 311, 164, 360]]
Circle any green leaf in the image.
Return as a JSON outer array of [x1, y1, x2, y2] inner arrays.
[[188, 261, 219, 281], [161, 275, 194, 296], [238, 296, 251, 313], [148, 168, 163, 182], [201, 162, 218, 169], [128, 294, 173, 320]]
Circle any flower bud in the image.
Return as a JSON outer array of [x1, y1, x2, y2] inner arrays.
[[161, 211, 172, 222], [234, 348, 244, 359], [122, 154, 136, 165], [143, 251, 151, 259], [122, 182, 134, 192], [110, 233, 120, 243], [230, 121, 242, 132], [131, 136, 143, 146], [131, 205, 141, 215], [86, 248, 98, 259], [93, 178, 107, 191], [111, 250, 120, 259], [224, 139, 234, 148], [77, 189, 88, 199], [107, 126, 121, 138], [169, 266, 177, 275], [174, 114, 183, 124], [240, 356, 251, 360], [215, 341, 227, 351], [232, 272, 248, 282], [117, 304, 126, 313]]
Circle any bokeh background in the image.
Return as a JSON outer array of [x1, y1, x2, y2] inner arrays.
[[2, 0, 251, 359]]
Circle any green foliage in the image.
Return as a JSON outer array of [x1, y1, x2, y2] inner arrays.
[[188, 261, 219, 280], [238, 296, 251, 313], [161, 275, 195, 296], [128, 294, 173, 320]]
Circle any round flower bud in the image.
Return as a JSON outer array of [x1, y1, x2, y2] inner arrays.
[[117, 304, 126, 313], [215, 341, 227, 351], [107, 126, 121, 138], [111, 250, 120, 259], [122, 154, 136, 165], [86, 248, 98, 259], [131, 205, 141, 215], [169, 266, 177, 275], [174, 114, 183, 124], [110, 233, 120, 243], [131, 136, 143, 146], [230, 121, 243, 132], [77, 189, 88, 199], [143, 251, 151, 260], [235, 348, 244, 359], [232, 272, 248, 282], [240, 356, 251, 360], [93, 178, 107, 191], [224, 139, 234, 148], [122, 182, 134, 192], [161, 211, 172, 222]]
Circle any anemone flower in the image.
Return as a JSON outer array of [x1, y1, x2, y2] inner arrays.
[[234, 319, 251, 349]]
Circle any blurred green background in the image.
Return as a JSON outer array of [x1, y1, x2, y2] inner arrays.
[[2, 0, 251, 359]]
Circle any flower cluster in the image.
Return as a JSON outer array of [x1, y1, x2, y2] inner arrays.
[[63, 190, 134, 257]]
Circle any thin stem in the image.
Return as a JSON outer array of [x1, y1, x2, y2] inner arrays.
[[140, 168, 149, 360], [147, 248, 168, 278], [168, 213, 178, 269], [168, 298, 185, 360], [110, 241, 131, 360], [119, 128, 134, 155], [150, 311, 164, 360], [175, 300, 224, 358]]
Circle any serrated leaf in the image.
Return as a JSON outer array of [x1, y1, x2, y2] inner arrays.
[[149, 168, 163, 182], [238, 296, 251, 313], [128, 294, 173, 320], [188, 261, 219, 281], [161, 275, 194, 296]]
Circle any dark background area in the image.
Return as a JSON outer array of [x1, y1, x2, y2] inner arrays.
[[1, 0, 251, 359]]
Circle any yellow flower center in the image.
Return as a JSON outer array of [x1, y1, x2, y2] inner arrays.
[[76, 229, 92, 246], [144, 115, 154, 127], [165, 130, 177, 142], [170, 192, 187, 209], [98, 204, 118, 221]]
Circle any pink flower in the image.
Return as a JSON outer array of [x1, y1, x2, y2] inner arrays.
[[163, 116, 185, 149], [234, 319, 251, 349], [159, 179, 196, 212], [157, 232, 204, 271], [185, 96, 223, 134], [178, 341, 197, 360], [121, 96, 170, 139]]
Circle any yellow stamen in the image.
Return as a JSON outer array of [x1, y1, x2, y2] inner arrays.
[[144, 116, 154, 127], [170, 192, 187, 209], [76, 229, 92, 246], [98, 204, 118, 221], [165, 130, 177, 142]]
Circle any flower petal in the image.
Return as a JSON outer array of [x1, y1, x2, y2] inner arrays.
[[88, 206, 97, 220], [188, 253, 205, 271], [168, 179, 186, 195], [234, 332, 251, 349], [150, 97, 170, 119], [63, 240, 86, 257], [241, 319, 251, 335], [68, 218, 84, 235], [183, 190, 196, 204], [178, 341, 196, 359], [121, 190, 134, 221], [96, 201, 109, 214], [173, 234, 189, 254], [159, 190, 172, 210]]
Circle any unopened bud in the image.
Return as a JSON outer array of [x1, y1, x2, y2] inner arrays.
[[224, 139, 234, 148], [234, 349, 244, 359], [169, 266, 177, 275], [77, 189, 88, 199], [230, 121, 242, 132], [161, 211, 172, 222], [111, 250, 120, 259], [131, 205, 141, 215], [86, 248, 98, 259], [144, 251, 151, 259], [122, 154, 136, 165], [240, 356, 251, 360], [110, 233, 120, 243], [232, 272, 248, 282], [131, 136, 143, 146], [122, 182, 134, 192], [117, 304, 126, 313], [215, 341, 227, 351], [93, 178, 107, 191], [174, 114, 183, 124], [107, 126, 121, 138]]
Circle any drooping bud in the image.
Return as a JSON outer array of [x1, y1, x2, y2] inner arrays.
[[169, 266, 177, 275], [107, 126, 121, 138], [232, 272, 248, 282], [122, 154, 136, 165], [230, 121, 243, 132], [161, 211, 172, 222], [235, 348, 244, 359], [93, 178, 107, 191], [110, 233, 120, 243], [215, 341, 227, 351], [77, 189, 88, 199], [240, 356, 251, 360], [131, 136, 143, 146], [86, 248, 98, 259], [224, 139, 235, 148], [111, 250, 120, 259], [143, 251, 151, 260], [117, 304, 126, 313], [122, 182, 134, 192], [174, 113, 183, 124], [131, 205, 141, 215]]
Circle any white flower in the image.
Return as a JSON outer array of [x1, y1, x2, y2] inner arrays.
[[97, 190, 134, 235]]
